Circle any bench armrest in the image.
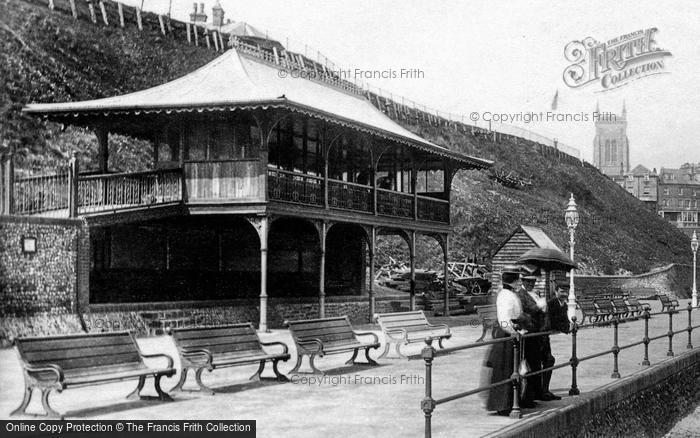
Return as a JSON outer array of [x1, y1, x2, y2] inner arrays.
[[296, 338, 324, 354], [260, 341, 289, 355], [353, 330, 379, 344], [384, 328, 407, 340], [24, 362, 65, 384], [426, 323, 450, 334], [140, 352, 174, 369], [180, 348, 213, 366]]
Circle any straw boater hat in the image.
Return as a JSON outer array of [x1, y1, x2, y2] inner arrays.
[[501, 264, 522, 275], [520, 263, 541, 280]]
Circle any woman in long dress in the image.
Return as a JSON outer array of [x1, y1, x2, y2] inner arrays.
[[482, 265, 531, 414]]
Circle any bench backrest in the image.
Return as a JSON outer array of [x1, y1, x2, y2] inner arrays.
[[659, 294, 671, 304], [170, 323, 263, 356], [15, 332, 142, 371], [285, 316, 356, 345], [578, 300, 597, 313], [594, 299, 614, 314], [475, 304, 497, 320], [611, 298, 629, 311], [627, 297, 648, 310], [374, 311, 430, 332]]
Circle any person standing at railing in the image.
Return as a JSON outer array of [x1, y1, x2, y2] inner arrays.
[[516, 264, 547, 407], [483, 264, 533, 416], [540, 282, 571, 401]]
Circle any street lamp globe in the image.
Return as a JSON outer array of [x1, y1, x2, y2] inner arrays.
[[565, 193, 579, 230], [692, 231, 698, 253]]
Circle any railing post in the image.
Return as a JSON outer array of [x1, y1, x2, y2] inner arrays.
[[509, 334, 522, 418], [569, 316, 580, 395], [687, 302, 693, 350], [611, 317, 620, 378], [667, 308, 674, 357], [180, 167, 187, 203], [1, 153, 14, 215], [642, 310, 651, 366], [68, 153, 79, 217], [421, 338, 436, 438]]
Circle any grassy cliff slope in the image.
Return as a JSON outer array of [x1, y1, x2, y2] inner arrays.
[[0, 0, 691, 274]]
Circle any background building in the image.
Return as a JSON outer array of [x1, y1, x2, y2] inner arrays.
[[619, 165, 659, 210], [593, 102, 629, 178], [657, 163, 700, 235]]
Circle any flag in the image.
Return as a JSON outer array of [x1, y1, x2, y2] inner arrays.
[[551, 89, 559, 111]]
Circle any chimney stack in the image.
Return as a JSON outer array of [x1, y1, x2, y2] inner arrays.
[[190, 2, 207, 23]]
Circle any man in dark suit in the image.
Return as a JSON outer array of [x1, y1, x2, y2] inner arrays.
[[540, 282, 571, 401], [516, 265, 546, 407]]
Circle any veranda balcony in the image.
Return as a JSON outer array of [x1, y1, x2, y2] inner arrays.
[[2, 163, 450, 224], [267, 168, 450, 223]]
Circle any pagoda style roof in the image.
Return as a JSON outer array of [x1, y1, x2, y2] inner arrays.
[[24, 49, 491, 170]]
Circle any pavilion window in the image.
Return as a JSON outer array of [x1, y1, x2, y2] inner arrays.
[[267, 116, 319, 175], [184, 118, 260, 161], [156, 125, 181, 167]]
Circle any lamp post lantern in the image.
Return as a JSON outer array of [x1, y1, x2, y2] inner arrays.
[[565, 193, 580, 320], [692, 231, 698, 307]]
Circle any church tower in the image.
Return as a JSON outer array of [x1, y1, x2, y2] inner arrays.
[[593, 102, 629, 177]]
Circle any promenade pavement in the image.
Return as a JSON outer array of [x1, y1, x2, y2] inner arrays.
[[1, 300, 698, 437]]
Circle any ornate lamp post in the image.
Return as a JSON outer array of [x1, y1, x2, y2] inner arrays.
[[565, 193, 580, 320], [692, 231, 698, 307]]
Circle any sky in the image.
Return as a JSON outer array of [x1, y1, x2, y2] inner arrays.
[[124, 0, 700, 169]]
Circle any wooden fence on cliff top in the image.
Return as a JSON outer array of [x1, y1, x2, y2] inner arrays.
[[26, 0, 584, 167]]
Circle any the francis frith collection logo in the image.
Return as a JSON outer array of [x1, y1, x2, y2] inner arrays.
[[563, 28, 672, 91]]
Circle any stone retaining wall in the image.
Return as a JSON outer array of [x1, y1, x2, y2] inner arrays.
[[0, 215, 87, 316], [0, 297, 407, 344], [576, 263, 694, 300], [487, 348, 700, 438]]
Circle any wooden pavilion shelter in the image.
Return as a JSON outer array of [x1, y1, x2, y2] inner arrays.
[[17, 41, 492, 330]]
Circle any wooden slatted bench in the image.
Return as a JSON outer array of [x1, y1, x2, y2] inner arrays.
[[577, 299, 603, 324], [658, 294, 679, 312], [284, 316, 380, 375], [374, 311, 450, 358], [594, 298, 616, 321], [12, 331, 175, 419], [611, 297, 631, 318], [626, 297, 652, 315], [474, 304, 498, 342], [168, 323, 290, 394]]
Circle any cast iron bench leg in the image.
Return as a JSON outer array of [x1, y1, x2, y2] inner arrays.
[[41, 388, 62, 419], [194, 368, 215, 395], [476, 322, 488, 342], [378, 341, 392, 359], [438, 337, 447, 349], [11, 386, 33, 417], [126, 376, 146, 400], [345, 349, 359, 365], [308, 354, 323, 375], [290, 354, 303, 374], [153, 375, 173, 401], [395, 342, 407, 359], [365, 347, 379, 366], [249, 360, 266, 381], [272, 359, 289, 382], [170, 368, 189, 392]]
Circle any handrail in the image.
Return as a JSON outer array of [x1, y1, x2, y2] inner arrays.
[[267, 168, 324, 181], [327, 178, 372, 189], [416, 194, 449, 204], [419, 299, 699, 438], [78, 167, 180, 180]]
